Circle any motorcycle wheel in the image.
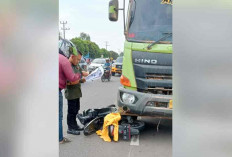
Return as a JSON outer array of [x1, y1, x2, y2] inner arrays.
[[101, 76, 105, 82], [121, 120, 145, 131]]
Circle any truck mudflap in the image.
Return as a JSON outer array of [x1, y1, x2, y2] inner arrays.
[[117, 87, 172, 118]]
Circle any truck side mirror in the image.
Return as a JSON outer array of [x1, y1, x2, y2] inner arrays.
[[109, 0, 119, 21]]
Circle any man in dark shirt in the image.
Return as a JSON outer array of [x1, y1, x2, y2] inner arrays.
[[59, 46, 81, 144], [65, 51, 89, 135]]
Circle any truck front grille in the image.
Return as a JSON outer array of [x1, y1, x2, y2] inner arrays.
[[146, 73, 172, 80], [132, 51, 172, 95]]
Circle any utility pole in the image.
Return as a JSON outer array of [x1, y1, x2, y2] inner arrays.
[[118, 49, 121, 54], [105, 41, 110, 50], [59, 31, 62, 39], [60, 21, 70, 39]]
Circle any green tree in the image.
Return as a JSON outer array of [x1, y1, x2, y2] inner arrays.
[[80, 32, 91, 41], [71, 36, 102, 58], [83, 41, 89, 55], [99, 48, 108, 58], [87, 41, 100, 58], [109, 51, 119, 60], [71, 32, 119, 59], [71, 37, 86, 55]]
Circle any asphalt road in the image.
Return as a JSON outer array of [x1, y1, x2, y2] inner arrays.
[[60, 75, 172, 157]]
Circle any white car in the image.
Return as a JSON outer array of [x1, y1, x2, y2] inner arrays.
[[88, 58, 106, 73]]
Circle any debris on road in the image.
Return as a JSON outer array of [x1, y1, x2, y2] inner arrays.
[[77, 105, 144, 142]]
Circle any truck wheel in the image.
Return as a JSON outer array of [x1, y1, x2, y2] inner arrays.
[[112, 72, 115, 76], [121, 120, 145, 131]]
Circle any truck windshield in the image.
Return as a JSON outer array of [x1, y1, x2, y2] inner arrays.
[[127, 0, 172, 43]]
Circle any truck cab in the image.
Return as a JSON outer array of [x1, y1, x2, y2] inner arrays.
[[109, 0, 173, 118]]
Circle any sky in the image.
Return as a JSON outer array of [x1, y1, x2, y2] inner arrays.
[[59, 0, 128, 54]]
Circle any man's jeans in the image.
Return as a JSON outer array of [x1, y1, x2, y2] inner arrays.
[[59, 90, 63, 141]]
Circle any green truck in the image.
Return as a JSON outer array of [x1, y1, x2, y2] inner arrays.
[[109, 0, 172, 119]]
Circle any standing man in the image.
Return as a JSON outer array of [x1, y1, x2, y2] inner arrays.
[[65, 51, 89, 135], [59, 45, 81, 144]]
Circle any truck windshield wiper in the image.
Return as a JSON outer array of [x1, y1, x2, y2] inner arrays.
[[147, 33, 172, 49], [128, 0, 136, 28]]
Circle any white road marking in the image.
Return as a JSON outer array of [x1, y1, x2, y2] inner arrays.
[[130, 135, 140, 146], [128, 146, 132, 157]]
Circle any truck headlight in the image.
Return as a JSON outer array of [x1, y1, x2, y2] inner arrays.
[[121, 93, 136, 104]]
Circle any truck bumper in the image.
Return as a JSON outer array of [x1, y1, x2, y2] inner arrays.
[[117, 87, 172, 117]]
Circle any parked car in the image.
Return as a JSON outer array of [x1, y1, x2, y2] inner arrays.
[[111, 56, 123, 76], [88, 58, 106, 73]]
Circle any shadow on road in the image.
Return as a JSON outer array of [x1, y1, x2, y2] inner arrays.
[[139, 117, 172, 140]]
